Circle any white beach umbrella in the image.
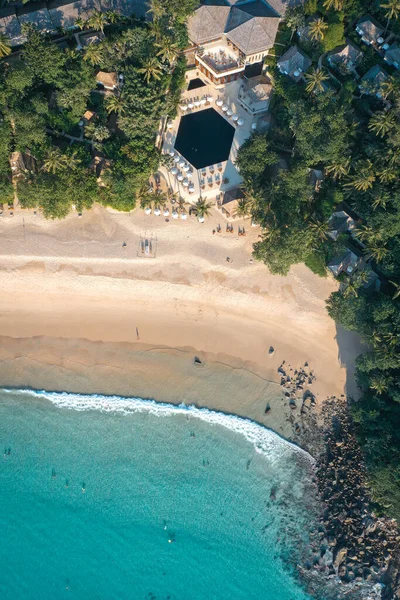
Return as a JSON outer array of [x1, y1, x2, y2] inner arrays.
[[188, 102, 194, 109], [154, 208, 161, 216], [198, 216, 205, 223], [251, 122, 257, 130], [167, 120, 174, 128], [180, 104, 188, 111], [183, 179, 189, 187], [237, 118, 244, 126], [169, 150, 175, 156], [216, 99, 223, 106], [177, 174, 184, 181], [206, 96, 214, 102], [180, 211, 188, 220], [188, 184, 195, 193], [179, 159, 185, 167], [194, 100, 201, 107], [222, 105, 228, 112], [172, 209, 179, 219], [144, 207, 152, 214], [200, 98, 207, 105], [183, 164, 190, 172], [163, 207, 170, 216], [173, 156, 180, 163], [226, 109, 233, 116], [187, 170, 193, 178], [232, 115, 239, 122], [171, 167, 178, 175]]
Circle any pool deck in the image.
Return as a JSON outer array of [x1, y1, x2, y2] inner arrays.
[[160, 72, 257, 203]]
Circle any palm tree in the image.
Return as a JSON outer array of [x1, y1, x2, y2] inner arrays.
[[140, 193, 154, 210], [355, 225, 383, 244], [370, 373, 390, 394], [105, 10, 120, 24], [344, 160, 376, 192], [323, 0, 344, 10], [305, 68, 329, 94], [0, 33, 11, 58], [309, 219, 329, 244], [146, 0, 164, 20], [365, 243, 388, 263], [105, 94, 126, 116], [83, 43, 103, 66], [371, 191, 390, 210], [342, 281, 359, 298], [149, 20, 163, 42], [156, 38, 180, 64], [85, 123, 110, 143], [378, 166, 397, 184], [87, 10, 108, 34], [233, 199, 252, 219], [63, 150, 81, 171], [195, 197, 213, 219], [42, 148, 67, 174], [368, 111, 396, 137], [381, 0, 400, 32], [389, 280, 400, 299], [381, 78, 400, 100], [177, 197, 187, 212], [370, 330, 383, 347], [325, 157, 351, 180], [138, 58, 163, 83], [308, 18, 328, 42], [74, 17, 87, 30]]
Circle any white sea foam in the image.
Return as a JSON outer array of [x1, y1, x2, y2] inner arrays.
[[2, 389, 315, 465]]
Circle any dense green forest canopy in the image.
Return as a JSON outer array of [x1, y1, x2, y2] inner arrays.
[[0, 0, 189, 216], [236, 0, 400, 518]]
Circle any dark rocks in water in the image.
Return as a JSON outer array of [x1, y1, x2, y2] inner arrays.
[[270, 486, 277, 501], [264, 403, 271, 414], [268, 346, 274, 355]]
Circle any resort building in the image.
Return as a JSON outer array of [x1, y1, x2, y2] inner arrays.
[[96, 71, 119, 91], [186, 0, 284, 86], [218, 187, 246, 219], [328, 249, 361, 277], [355, 15, 385, 46], [327, 40, 362, 70], [327, 210, 356, 241], [384, 43, 400, 69], [238, 74, 272, 115], [359, 65, 388, 97], [9, 151, 37, 180], [277, 45, 312, 81], [0, 0, 147, 45]]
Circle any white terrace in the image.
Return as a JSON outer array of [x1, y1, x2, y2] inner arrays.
[[161, 74, 256, 204]]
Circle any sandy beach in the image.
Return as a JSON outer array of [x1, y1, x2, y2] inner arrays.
[[0, 204, 363, 441]]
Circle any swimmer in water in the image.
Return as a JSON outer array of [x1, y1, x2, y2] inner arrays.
[[52, 468, 56, 478], [65, 479, 69, 488], [163, 520, 167, 530], [82, 482, 86, 493]]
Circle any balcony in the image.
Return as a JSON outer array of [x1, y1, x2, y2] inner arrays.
[[196, 44, 244, 78]]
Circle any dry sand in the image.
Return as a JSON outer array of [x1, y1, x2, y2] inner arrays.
[[0, 204, 363, 440]]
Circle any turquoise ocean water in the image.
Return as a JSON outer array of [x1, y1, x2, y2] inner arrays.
[[0, 389, 318, 600]]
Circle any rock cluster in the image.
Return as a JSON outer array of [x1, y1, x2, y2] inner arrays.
[[312, 399, 400, 596]]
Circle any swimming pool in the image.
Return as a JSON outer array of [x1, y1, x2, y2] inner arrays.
[[174, 108, 235, 170]]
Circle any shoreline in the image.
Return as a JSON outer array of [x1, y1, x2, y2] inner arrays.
[[0, 204, 364, 442]]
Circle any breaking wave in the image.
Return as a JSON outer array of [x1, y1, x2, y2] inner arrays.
[[2, 388, 315, 466]]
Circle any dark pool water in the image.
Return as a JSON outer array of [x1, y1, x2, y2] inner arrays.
[[174, 108, 235, 169]]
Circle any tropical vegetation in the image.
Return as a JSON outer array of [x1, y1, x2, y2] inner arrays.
[[0, 0, 190, 216], [237, 0, 400, 519]]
